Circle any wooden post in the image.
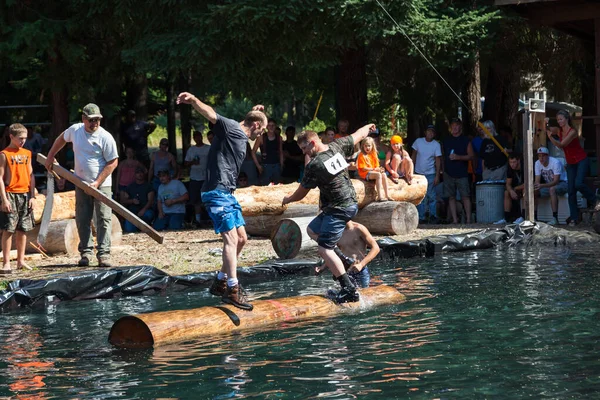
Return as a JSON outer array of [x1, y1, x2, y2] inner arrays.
[[523, 112, 534, 220], [37, 154, 164, 244], [108, 285, 406, 348]]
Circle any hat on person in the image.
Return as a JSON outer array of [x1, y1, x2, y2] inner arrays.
[[390, 135, 403, 145], [135, 166, 146, 174], [537, 147, 549, 155], [426, 124, 436, 132], [450, 117, 462, 125], [127, 110, 136, 116], [82, 103, 103, 119], [157, 169, 170, 176]]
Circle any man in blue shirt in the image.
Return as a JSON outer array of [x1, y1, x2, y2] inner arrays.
[[177, 92, 267, 311]]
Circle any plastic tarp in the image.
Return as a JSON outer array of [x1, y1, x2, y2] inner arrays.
[[2, 221, 598, 312]]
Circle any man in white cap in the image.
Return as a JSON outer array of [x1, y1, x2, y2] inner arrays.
[[534, 146, 568, 225], [45, 103, 119, 267]]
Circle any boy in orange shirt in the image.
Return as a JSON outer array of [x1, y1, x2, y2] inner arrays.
[[0, 124, 35, 274]]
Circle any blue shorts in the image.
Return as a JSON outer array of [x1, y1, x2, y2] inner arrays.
[[307, 204, 358, 250], [201, 189, 245, 234], [349, 266, 370, 288]]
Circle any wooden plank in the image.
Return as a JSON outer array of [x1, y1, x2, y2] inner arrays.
[[37, 153, 164, 245]]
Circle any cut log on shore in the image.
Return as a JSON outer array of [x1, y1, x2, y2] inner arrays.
[[354, 201, 419, 235], [271, 216, 316, 259], [235, 175, 427, 216], [18, 216, 123, 255], [245, 204, 319, 237], [32, 190, 76, 223], [108, 285, 406, 348]]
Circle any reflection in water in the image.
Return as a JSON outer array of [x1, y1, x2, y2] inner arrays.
[[2, 324, 53, 399], [1, 246, 600, 398]]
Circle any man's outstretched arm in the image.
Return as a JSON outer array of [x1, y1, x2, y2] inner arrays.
[[177, 92, 217, 124]]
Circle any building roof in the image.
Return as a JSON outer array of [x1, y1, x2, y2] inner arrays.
[[495, 0, 600, 42]]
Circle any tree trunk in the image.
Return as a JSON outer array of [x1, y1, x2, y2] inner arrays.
[[50, 88, 68, 145], [483, 64, 503, 124], [353, 201, 419, 235], [126, 74, 149, 120], [463, 53, 481, 138], [335, 47, 368, 131], [166, 74, 177, 161], [179, 70, 192, 159]]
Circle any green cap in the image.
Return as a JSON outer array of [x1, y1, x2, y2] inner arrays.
[[82, 103, 103, 118]]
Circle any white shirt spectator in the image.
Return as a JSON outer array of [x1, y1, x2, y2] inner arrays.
[[63, 123, 119, 187], [412, 137, 441, 175], [535, 156, 567, 184], [185, 145, 211, 181]]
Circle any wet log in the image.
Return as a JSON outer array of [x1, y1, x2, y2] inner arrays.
[[354, 201, 419, 235], [271, 216, 316, 259], [108, 285, 405, 348], [235, 175, 427, 217], [245, 204, 319, 237], [19, 216, 122, 255], [32, 190, 76, 223]]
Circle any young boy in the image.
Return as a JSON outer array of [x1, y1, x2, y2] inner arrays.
[[0, 124, 35, 274]]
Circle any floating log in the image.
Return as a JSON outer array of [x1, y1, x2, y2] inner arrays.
[[17, 217, 123, 255], [271, 216, 316, 259], [108, 285, 405, 348], [235, 175, 427, 216], [354, 201, 419, 235], [245, 204, 319, 237], [32, 191, 76, 223]]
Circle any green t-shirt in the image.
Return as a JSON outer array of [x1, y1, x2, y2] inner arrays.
[[301, 136, 357, 210]]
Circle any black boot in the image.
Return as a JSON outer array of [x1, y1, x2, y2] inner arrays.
[[335, 273, 359, 303]]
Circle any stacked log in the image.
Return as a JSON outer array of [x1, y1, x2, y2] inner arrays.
[[19, 216, 122, 255], [32, 191, 76, 223], [235, 175, 427, 217], [245, 204, 319, 237]]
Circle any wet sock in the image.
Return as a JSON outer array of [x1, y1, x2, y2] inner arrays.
[[227, 278, 238, 288], [217, 271, 227, 280]]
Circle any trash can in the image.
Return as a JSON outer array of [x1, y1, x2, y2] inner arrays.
[[476, 182, 505, 223]]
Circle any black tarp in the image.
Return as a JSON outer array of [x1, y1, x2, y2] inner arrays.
[[2, 221, 597, 312]]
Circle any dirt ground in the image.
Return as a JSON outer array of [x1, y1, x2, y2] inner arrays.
[[1, 220, 597, 288]]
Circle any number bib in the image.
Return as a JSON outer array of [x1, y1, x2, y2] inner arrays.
[[324, 153, 349, 176]]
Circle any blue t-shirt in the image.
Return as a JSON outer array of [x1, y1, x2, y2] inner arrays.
[[443, 135, 471, 179], [203, 115, 248, 193]]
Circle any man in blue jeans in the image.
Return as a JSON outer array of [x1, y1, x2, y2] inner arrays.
[[411, 125, 442, 224], [153, 170, 188, 231], [177, 91, 267, 311], [282, 124, 377, 303]]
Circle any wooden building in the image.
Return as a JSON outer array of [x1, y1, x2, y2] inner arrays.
[[496, 0, 600, 162]]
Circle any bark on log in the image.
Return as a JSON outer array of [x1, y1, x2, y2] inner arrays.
[[20, 216, 123, 255], [245, 204, 319, 237], [354, 201, 419, 236], [271, 216, 316, 259], [108, 285, 406, 348], [32, 190, 76, 223], [235, 175, 427, 217]]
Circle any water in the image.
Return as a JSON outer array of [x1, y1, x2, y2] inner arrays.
[[2, 245, 600, 399]]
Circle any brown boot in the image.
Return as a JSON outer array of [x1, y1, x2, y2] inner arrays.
[[209, 278, 227, 296], [222, 284, 253, 311]]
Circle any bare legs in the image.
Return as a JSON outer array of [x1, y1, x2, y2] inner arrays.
[[367, 171, 389, 201], [220, 226, 248, 280]]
